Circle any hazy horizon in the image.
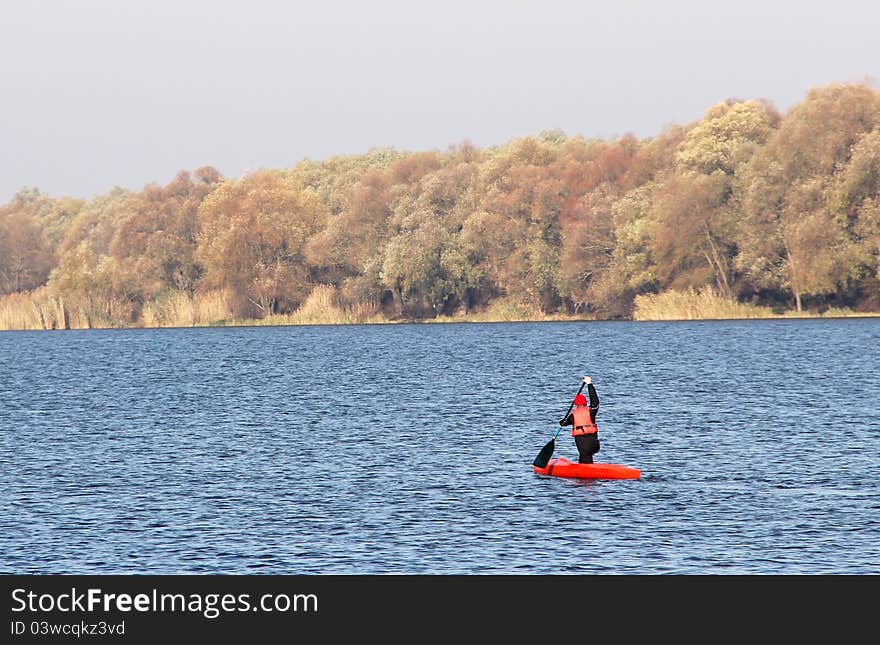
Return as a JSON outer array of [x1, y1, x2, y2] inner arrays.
[[2, 0, 878, 203]]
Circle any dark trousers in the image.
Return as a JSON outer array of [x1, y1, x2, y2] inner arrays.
[[575, 434, 600, 463]]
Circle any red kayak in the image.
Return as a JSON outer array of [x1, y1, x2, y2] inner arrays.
[[533, 457, 641, 480]]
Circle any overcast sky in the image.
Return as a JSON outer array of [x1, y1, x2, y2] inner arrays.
[[2, 0, 878, 203]]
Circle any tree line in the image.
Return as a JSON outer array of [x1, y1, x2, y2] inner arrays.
[[1, 82, 878, 328]]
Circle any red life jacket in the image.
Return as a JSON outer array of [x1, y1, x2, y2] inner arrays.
[[570, 405, 597, 436]]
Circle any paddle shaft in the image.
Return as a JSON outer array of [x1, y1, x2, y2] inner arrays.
[[533, 379, 589, 468], [559, 380, 588, 427]]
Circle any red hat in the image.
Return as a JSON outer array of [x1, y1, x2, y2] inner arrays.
[[573, 393, 587, 406]]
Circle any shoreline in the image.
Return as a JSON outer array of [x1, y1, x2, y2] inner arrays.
[[2, 309, 879, 333]]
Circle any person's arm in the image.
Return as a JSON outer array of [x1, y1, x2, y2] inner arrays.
[[587, 382, 599, 420], [559, 411, 573, 427]]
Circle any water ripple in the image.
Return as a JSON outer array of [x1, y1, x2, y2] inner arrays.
[[1, 319, 879, 574]]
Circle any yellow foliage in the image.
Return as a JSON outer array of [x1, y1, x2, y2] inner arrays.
[[675, 100, 778, 174]]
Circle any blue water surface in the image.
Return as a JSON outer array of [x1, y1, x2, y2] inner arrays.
[[1, 318, 878, 574]]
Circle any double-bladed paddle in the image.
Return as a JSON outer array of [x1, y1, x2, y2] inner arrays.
[[533, 376, 589, 468]]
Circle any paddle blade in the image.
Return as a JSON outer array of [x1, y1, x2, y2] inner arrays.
[[533, 439, 555, 468]]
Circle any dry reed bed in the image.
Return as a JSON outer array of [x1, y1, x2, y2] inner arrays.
[[632, 287, 867, 321], [0, 285, 873, 331]]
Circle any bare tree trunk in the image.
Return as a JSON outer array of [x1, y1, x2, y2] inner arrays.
[[58, 297, 69, 330], [703, 224, 732, 298], [784, 244, 802, 313]]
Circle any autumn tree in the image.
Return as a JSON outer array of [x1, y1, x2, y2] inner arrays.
[[553, 136, 644, 314], [675, 99, 780, 176], [5, 81, 878, 328], [0, 189, 61, 294], [288, 148, 401, 217], [829, 128, 880, 305], [558, 184, 620, 313], [738, 83, 879, 310], [587, 184, 658, 317], [380, 220, 454, 316], [196, 170, 329, 317], [304, 168, 394, 289], [49, 188, 135, 323], [379, 157, 483, 316], [458, 210, 520, 303], [475, 137, 566, 310], [650, 100, 781, 298], [109, 167, 222, 301]]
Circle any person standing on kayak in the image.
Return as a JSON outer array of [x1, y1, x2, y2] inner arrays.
[[558, 376, 600, 463]]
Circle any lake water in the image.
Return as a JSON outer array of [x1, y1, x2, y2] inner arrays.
[[1, 319, 878, 574]]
